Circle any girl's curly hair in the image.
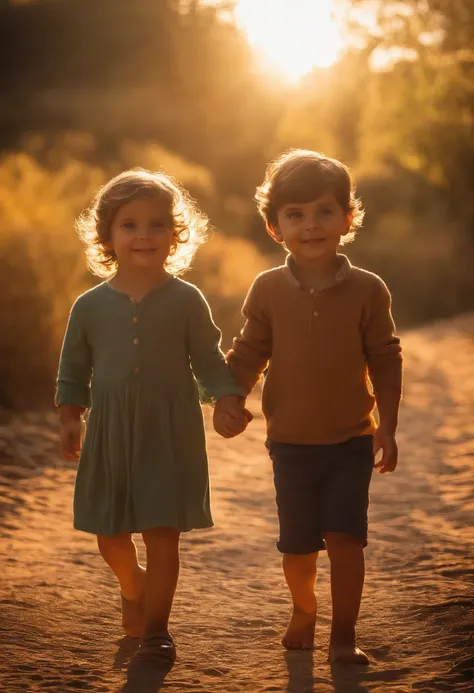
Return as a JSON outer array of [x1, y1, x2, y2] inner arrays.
[[255, 149, 365, 245], [76, 169, 209, 277]]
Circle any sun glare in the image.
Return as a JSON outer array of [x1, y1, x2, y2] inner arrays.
[[234, 0, 344, 81]]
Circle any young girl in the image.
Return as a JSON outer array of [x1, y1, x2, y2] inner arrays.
[[56, 169, 249, 670]]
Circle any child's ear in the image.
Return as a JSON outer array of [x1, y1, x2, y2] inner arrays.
[[341, 212, 353, 237], [266, 222, 284, 244], [103, 240, 116, 257]]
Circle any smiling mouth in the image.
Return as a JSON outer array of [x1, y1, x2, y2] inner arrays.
[[132, 248, 157, 253]]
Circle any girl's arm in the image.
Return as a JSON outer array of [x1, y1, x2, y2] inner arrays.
[[188, 289, 245, 404], [56, 300, 92, 459], [56, 300, 92, 408]]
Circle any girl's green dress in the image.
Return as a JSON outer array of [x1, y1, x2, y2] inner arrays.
[[56, 277, 244, 536]]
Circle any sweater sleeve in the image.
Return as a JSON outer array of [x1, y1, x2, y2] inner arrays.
[[55, 300, 92, 408], [362, 278, 402, 397], [226, 278, 272, 394], [188, 289, 246, 403]]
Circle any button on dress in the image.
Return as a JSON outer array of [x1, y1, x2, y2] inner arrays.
[[56, 277, 244, 536]]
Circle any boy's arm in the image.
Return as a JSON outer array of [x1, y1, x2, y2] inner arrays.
[[226, 278, 272, 394], [363, 279, 402, 472]]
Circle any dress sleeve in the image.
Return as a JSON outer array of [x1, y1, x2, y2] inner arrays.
[[226, 278, 272, 394], [55, 300, 92, 408], [362, 278, 402, 397], [188, 289, 246, 403]]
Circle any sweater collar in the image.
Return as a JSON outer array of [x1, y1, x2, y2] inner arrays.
[[282, 253, 353, 290]]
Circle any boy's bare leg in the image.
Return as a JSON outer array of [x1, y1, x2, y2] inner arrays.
[[282, 552, 318, 649], [141, 527, 180, 637], [324, 532, 369, 664], [97, 532, 146, 601]]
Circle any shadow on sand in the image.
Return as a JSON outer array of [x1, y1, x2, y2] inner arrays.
[[113, 636, 140, 671], [329, 663, 371, 693], [284, 650, 372, 693], [114, 636, 175, 693], [284, 650, 316, 692], [120, 658, 173, 693]]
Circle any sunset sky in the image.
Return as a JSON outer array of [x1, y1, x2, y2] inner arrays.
[[233, 0, 345, 80]]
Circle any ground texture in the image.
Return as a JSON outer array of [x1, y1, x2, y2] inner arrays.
[[1, 315, 473, 692]]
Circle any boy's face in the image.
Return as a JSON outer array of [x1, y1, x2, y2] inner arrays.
[[268, 190, 351, 265]]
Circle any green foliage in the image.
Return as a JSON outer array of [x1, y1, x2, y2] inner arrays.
[[347, 0, 474, 227], [0, 144, 269, 407], [1, 0, 474, 407]]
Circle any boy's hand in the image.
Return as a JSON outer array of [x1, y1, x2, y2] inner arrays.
[[213, 395, 253, 439], [59, 419, 82, 460], [373, 427, 398, 474]]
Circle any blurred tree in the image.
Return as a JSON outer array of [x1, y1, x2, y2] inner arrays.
[[0, 0, 280, 199], [274, 49, 372, 165], [0, 0, 473, 352], [346, 0, 474, 233]]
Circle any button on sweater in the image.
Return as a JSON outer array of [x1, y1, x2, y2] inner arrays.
[[227, 254, 402, 445]]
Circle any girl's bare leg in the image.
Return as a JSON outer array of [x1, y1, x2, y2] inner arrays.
[[141, 527, 180, 636], [97, 532, 146, 601]]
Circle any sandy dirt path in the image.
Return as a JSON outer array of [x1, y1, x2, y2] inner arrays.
[[1, 316, 473, 693]]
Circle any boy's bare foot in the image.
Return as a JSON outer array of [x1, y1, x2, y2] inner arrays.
[[282, 608, 316, 650], [328, 644, 370, 665]]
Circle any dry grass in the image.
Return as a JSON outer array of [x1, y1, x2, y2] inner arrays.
[[0, 147, 269, 407]]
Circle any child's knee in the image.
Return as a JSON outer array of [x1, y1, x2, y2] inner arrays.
[[324, 532, 364, 556], [141, 527, 180, 549], [283, 551, 318, 575], [97, 532, 133, 552]]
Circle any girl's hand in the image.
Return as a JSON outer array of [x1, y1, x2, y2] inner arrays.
[[213, 395, 253, 439], [59, 418, 83, 460], [373, 427, 398, 474]]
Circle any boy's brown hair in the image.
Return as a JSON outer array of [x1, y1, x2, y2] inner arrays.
[[255, 149, 364, 244]]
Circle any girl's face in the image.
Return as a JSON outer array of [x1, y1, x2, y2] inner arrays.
[[108, 196, 175, 272]]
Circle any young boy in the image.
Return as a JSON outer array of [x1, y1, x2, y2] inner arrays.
[[222, 150, 402, 664]]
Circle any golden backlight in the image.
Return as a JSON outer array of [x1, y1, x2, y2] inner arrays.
[[235, 0, 344, 80]]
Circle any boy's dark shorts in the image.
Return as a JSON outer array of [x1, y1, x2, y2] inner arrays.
[[266, 435, 374, 554]]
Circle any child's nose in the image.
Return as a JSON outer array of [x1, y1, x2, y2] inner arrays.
[[137, 226, 151, 238], [306, 215, 319, 229]]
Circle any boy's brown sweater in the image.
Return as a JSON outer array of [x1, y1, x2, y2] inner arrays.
[[226, 254, 402, 445]]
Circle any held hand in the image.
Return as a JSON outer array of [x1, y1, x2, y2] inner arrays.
[[373, 427, 398, 474], [213, 395, 253, 439], [59, 419, 82, 460]]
